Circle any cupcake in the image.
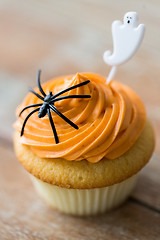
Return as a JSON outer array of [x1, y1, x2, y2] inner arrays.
[[13, 72, 154, 216]]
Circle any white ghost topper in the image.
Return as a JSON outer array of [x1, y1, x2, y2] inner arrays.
[[103, 12, 145, 84]]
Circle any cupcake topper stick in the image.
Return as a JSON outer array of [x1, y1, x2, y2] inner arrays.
[[103, 12, 145, 84]]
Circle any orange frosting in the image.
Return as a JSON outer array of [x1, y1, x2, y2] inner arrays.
[[14, 73, 146, 163]]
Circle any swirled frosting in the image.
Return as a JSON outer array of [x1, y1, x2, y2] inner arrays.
[[14, 73, 146, 163]]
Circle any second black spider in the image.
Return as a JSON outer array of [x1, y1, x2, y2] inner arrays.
[[19, 70, 91, 144]]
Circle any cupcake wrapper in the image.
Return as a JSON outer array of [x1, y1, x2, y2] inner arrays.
[[30, 174, 138, 216]]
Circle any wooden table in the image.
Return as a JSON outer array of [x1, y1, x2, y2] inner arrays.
[[0, 1, 160, 239]]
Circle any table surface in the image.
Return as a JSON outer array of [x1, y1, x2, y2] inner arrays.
[[0, 0, 160, 239]]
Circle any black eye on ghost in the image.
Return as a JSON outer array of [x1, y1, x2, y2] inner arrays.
[[127, 16, 132, 24]]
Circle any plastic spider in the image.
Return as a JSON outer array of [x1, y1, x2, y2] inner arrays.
[[19, 70, 91, 144]]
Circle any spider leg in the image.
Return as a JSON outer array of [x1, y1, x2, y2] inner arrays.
[[51, 94, 91, 103], [47, 108, 59, 144], [49, 104, 78, 129], [37, 70, 46, 97], [20, 108, 40, 136], [29, 88, 44, 101], [51, 80, 90, 100], [19, 103, 42, 117]]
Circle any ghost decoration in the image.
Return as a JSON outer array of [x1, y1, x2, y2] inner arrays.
[[103, 12, 145, 84]]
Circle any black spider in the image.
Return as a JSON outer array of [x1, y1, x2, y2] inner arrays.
[[19, 70, 91, 144]]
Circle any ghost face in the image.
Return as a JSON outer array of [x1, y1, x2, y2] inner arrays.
[[123, 12, 138, 27]]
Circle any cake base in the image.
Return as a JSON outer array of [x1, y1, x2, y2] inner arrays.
[[13, 120, 154, 189], [30, 174, 138, 216]]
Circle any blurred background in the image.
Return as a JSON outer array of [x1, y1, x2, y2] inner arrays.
[[0, 0, 160, 152]]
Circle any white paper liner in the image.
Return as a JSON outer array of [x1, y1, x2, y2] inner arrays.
[[30, 174, 138, 216]]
